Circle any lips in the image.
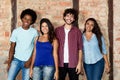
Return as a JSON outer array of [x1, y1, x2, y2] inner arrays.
[[66, 19, 72, 22], [43, 29, 48, 32]]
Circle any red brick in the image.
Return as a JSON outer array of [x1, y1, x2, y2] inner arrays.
[[4, 31, 9, 37], [59, 2, 71, 6], [116, 37, 120, 41]]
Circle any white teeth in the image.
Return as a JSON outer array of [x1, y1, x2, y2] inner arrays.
[[25, 23, 28, 25], [67, 20, 72, 22]]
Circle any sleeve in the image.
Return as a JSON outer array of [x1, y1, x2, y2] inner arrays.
[[34, 29, 39, 37], [78, 29, 83, 50], [10, 29, 17, 42], [33, 29, 39, 41], [101, 36, 107, 54]]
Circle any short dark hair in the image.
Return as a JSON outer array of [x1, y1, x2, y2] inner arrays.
[[20, 8, 37, 24], [63, 8, 78, 22]]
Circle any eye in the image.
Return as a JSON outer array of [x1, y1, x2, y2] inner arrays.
[[86, 22, 89, 25]]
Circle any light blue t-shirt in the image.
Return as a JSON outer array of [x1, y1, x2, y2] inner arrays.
[[83, 33, 107, 64], [10, 27, 38, 61]]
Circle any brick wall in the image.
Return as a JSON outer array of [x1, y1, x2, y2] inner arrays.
[[0, 0, 11, 79], [17, 0, 72, 30], [113, 0, 120, 79], [0, 0, 119, 80]]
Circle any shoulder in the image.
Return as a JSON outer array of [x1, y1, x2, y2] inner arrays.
[[34, 36, 39, 43], [72, 27, 81, 31], [30, 27, 37, 32], [14, 27, 21, 31], [53, 38, 58, 42], [30, 27, 38, 35], [55, 25, 64, 31], [52, 38, 58, 46], [82, 33, 85, 37], [72, 27, 82, 34], [12, 27, 21, 33], [35, 36, 39, 40]]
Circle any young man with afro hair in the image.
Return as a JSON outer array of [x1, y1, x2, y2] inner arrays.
[[7, 8, 38, 80]]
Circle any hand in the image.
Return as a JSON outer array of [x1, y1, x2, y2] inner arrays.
[[24, 58, 32, 68], [76, 63, 82, 74], [24, 61, 31, 68], [29, 68, 33, 78], [4, 59, 11, 72], [80, 66, 84, 75], [7, 63, 11, 72], [54, 70, 59, 80], [105, 63, 110, 74]]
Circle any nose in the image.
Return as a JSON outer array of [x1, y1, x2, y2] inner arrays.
[[24, 18, 31, 23], [26, 19, 30, 22]]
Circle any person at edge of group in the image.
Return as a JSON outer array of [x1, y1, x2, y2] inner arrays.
[[82, 18, 110, 80], [55, 8, 83, 80], [29, 18, 59, 80], [7, 8, 38, 80]]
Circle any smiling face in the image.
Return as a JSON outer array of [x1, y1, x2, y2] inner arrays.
[[21, 14, 32, 29], [41, 22, 49, 34], [64, 13, 75, 25], [85, 20, 94, 32]]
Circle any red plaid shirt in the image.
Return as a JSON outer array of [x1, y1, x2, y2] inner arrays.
[[55, 25, 83, 68]]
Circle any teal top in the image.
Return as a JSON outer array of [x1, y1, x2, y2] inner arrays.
[[10, 26, 38, 61]]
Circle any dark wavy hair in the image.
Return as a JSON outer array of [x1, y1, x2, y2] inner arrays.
[[83, 18, 103, 53], [40, 18, 55, 43], [20, 8, 37, 24], [63, 8, 78, 24]]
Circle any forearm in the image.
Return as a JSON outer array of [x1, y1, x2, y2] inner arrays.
[[53, 53, 59, 72], [53, 39, 59, 72], [30, 49, 36, 69], [8, 52, 14, 64], [78, 50, 83, 65], [30, 37, 37, 69], [103, 54, 110, 66], [8, 43, 16, 64]]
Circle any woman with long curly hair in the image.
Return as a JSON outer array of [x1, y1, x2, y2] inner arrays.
[[30, 18, 59, 80], [83, 18, 110, 80]]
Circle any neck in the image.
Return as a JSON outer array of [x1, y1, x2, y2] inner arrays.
[[43, 34, 48, 38], [22, 25, 30, 30], [64, 24, 72, 30], [85, 31, 93, 35]]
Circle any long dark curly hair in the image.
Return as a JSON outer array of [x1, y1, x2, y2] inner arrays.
[[83, 18, 103, 53], [40, 18, 55, 43]]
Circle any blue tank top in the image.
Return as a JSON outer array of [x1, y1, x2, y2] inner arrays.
[[34, 41, 54, 66]]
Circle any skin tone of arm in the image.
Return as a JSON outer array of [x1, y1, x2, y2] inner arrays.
[[103, 54, 110, 74], [52, 39, 59, 80], [29, 37, 37, 78], [76, 50, 83, 74], [7, 42, 16, 71]]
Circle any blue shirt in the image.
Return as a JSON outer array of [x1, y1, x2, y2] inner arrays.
[[34, 41, 54, 66], [83, 33, 107, 64], [10, 27, 38, 61]]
